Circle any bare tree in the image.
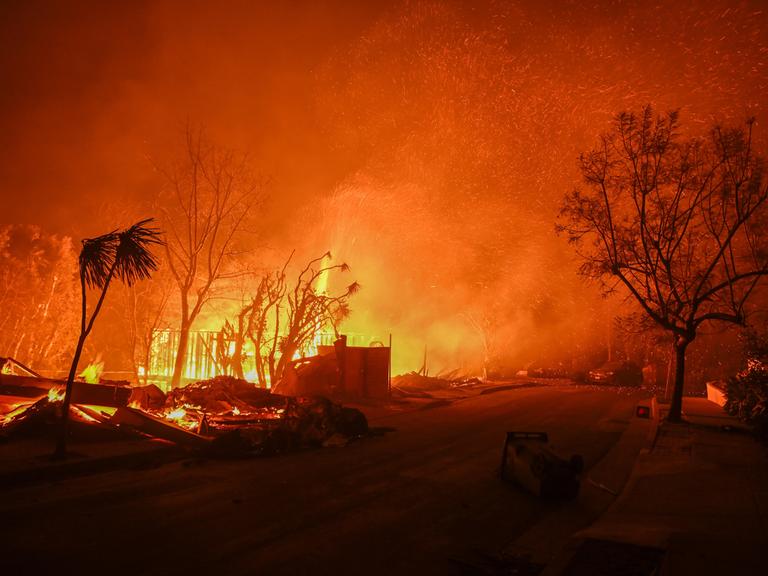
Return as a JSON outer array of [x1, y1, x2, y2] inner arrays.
[[276, 252, 358, 381], [244, 257, 290, 387], [558, 106, 768, 421], [236, 252, 359, 387], [160, 127, 261, 388], [464, 307, 498, 380]]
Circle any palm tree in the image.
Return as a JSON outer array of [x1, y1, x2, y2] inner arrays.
[[54, 219, 163, 458]]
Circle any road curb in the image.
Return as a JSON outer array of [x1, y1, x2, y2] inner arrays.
[[502, 395, 657, 571], [537, 395, 663, 575], [643, 395, 661, 450]]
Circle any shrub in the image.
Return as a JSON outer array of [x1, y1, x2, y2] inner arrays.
[[725, 358, 768, 440]]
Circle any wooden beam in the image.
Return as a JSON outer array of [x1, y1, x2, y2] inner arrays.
[[0, 374, 131, 407]]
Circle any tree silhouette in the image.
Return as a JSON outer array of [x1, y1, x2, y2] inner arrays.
[[558, 106, 768, 421], [55, 219, 163, 458], [236, 251, 359, 388], [0, 225, 80, 370], [160, 127, 261, 389]]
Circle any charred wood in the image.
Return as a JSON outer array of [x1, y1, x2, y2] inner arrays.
[[0, 374, 131, 407]]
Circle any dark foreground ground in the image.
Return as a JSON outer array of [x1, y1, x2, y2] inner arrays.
[[0, 383, 649, 575]]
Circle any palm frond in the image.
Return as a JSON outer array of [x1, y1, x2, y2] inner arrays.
[[113, 218, 164, 286], [80, 231, 118, 289]]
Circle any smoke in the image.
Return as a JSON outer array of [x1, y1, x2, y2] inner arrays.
[[1, 0, 766, 374]]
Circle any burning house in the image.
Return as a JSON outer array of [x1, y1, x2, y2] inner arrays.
[[144, 329, 386, 391], [1, 349, 372, 455]]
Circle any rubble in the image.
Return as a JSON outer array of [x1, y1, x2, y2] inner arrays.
[[274, 339, 391, 399], [276, 353, 339, 397], [127, 384, 166, 411], [0, 372, 132, 407], [0, 357, 40, 378], [166, 375, 281, 412], [1, 373, 369, 457], [0, 395, 138, 443], [391, 372, 483, 397], [195, 380, 370, 457], [111, 407, 210, 448]]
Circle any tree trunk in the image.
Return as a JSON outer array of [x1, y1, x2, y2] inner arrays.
[[668, 338, 689, 422], [232, 337, 245, 380], [55, 270, 114, 458], [127, 288, 140, 385], [171, 323, 190, 389], [254, 341, 266, 388], [53, 333, 87, 458], [267, 349, 278, 389], [274, 343, 296, 387], [142, 335, 152, 387], [232, 311, 247, 380]]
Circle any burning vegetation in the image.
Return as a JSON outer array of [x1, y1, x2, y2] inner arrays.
[[2, 6, 768, 576], [1, 0, 768, 443], [0, 215, 374, 457]]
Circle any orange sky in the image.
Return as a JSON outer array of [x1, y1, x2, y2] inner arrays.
[[1, 0, 765, 238], [2, 0, 767, 373]]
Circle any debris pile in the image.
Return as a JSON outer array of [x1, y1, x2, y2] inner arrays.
[[1, 390, 140, 442], [166, 376, 281, 412], [391, 372, 483, 397], [1, 368, 368, 456], [209, 394, 369, 456], [127, 384, 166, 411]]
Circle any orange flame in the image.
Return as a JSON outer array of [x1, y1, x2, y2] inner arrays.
[[79, 361, 104, 384]]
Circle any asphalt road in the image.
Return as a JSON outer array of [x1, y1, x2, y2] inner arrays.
[[0, 383, 648, 575]]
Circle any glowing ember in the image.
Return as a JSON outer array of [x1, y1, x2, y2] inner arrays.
[[79, 361, 104, 384], [166, 407, 187, 420], [71, 405, 100, 423], [160, 404, 204, 431], [0, 402, 34, 425]]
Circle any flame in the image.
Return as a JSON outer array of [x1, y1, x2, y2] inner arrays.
[[79, 361, 104, 384], [1, 402, 34, 425], [143, 324, 356, 388], [166, 407, 187, 420], [161, 404, 203, 430], [232, 406, 241, 416], [72, 405, 100, 423], [48, 387, 65, 402], [315, 253, 331, 295]]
